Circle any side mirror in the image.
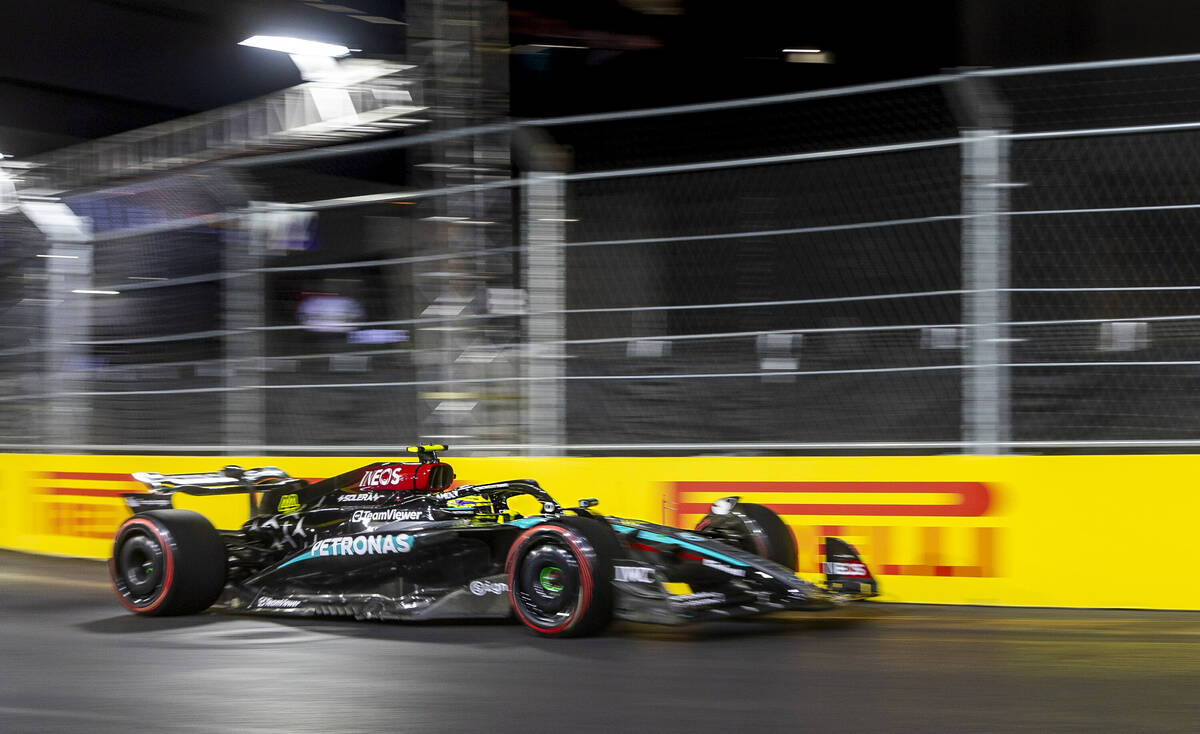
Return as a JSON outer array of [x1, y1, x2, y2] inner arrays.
[[577, 498, 599, 509], [710, 496, 740, 515]]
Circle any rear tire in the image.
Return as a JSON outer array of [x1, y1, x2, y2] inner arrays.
[[109, 510, 227, 616], [695, 502, 797, 571], [506, 517, 618, 637]]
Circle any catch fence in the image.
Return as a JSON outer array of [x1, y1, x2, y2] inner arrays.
[[6, 53, 1200, 455]]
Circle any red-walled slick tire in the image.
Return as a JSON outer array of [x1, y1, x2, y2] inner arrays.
[[109, 510, 227, 616], [506, 517, 618, 638]]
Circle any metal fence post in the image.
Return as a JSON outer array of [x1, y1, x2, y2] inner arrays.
[[44, 240, 93, 449], [223, 207, 266, 453], [523, 172, 566, 455], [954, 77, 1012, 454], [408, 0, 515, 451]]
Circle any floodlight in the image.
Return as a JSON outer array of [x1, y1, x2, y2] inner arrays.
[[239, 35, 350, 58]]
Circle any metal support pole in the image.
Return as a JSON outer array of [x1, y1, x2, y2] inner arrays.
[[223, 208, 266, 453], [44, 241, 92, 449], [407, 0, 513, 451], [961, 128, 1012, 454], [523, 173, 566, 455]]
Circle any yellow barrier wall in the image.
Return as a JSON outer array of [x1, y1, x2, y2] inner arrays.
[[3, 453, 1197, 609]]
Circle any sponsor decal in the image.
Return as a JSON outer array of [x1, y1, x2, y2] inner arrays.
[[287, 517, 308, 542], [614, 565, 655, 584], [252, 515, 309, 550], [277, 494, 300, 513], [34, 471, 143, 540], [309, 533, 413, 559], [256, 596, 302, 609], [468, 579, 509, 596], [352, 509, 423, 523], [823, 561, 870, 578], [127, 496, 173, 511], [701, 558, 747, 577], [675, 480, 991, 517], [35, 500, 129, 540], [358, 467, 412, 490], [338, 492, 383, 503], [673, 481, 999, 578], [670, 591, 726, 608]]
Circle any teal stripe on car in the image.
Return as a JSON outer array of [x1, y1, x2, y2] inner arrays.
[[509, 517, 545, 529], [617, 526, 750, 567], [278, 549, 315, 569]]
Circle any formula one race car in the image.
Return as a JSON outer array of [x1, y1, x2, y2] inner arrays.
[[109, 446, 878, 637]]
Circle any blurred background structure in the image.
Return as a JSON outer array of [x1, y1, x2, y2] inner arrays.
[[6, 1, 1200, 455]]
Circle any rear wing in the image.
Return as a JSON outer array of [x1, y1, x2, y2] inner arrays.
[[124, 465, 304, 515], [132, 465, 293, 493], [123, 447, 456, 516]]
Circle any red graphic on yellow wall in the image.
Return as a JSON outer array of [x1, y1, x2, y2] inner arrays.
[[35, 471, 140, 540], [671, 481, 999, 578]]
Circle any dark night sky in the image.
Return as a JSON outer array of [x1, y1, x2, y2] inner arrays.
[[4, 1, 1200, 156]]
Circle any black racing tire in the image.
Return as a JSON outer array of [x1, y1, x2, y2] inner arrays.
[[109, 510, 227, 616], [505, 517, 619, 638], [695, 502, 798, 571]]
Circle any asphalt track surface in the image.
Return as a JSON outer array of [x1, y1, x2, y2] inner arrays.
[[4, 550, 1200, 734]]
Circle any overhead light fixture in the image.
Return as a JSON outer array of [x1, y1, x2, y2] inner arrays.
[[72, 289, 120, 295], [239, 35, 351, 58], [784, 48, 833, 64]]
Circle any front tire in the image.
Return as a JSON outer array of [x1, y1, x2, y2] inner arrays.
[[109, 510, 227, 616], [505, 517, 618, 637], [696, 502, 797, 570]]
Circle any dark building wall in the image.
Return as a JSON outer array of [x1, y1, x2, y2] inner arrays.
[[961, 0, 1200, 68]]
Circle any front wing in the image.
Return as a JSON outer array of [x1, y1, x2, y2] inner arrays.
[[604, 519, 877, 625]]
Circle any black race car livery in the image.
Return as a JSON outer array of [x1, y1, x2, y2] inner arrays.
[[109, 446, 877, 637]]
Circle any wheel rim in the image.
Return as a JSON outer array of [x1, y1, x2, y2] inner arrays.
[[539, 566, 565, 593], [515, 542, 580, 629], [115, 529, 166, 605]]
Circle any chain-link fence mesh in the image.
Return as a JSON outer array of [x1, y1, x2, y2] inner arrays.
[[560, 142, 965, 445], [6, 56, 1200, 454], [0, 212, 48, 445], [63, 174, 245, 446], [1006, 127, 1200, 444]]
